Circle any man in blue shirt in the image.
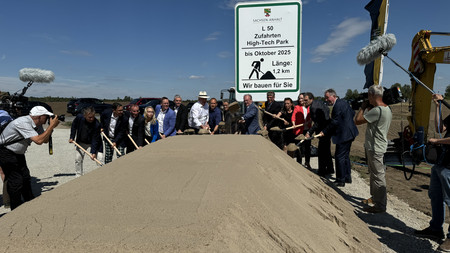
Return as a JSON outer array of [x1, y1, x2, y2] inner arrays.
[[208, 98, 222, 135]]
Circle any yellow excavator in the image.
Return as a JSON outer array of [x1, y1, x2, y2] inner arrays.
[[406, 30, 450, 140], [384, 30, 450, 179]]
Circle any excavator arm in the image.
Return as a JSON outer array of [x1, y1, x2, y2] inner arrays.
[[407, 30, 450, 139]]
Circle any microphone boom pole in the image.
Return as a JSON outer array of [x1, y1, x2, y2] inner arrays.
[[356, 33, 450, 109]]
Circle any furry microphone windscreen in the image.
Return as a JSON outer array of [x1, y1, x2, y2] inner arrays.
[[356, 33, 397, 66], [19, 68, 55, 83]]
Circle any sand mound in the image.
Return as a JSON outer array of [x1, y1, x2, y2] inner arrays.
[[0, 135, 380, 252]]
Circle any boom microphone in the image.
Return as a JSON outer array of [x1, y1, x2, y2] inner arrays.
[[356, 33, 396, 65], [356, 33, 450, 109], [19, 68, 55, 83], [15, 68, 55, 97]]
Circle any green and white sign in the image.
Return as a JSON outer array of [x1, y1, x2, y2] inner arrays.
[[235, 0, 302, 102]]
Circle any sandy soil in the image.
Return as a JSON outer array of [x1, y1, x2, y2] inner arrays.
[[0, 134, 382, 252], [48, 100, 441, 219]]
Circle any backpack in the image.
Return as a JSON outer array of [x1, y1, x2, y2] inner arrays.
[[0, 110, 13, 135], [0, 110, 18, 146]]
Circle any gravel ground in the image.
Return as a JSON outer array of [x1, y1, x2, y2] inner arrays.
[[0, 128, 446, 252]]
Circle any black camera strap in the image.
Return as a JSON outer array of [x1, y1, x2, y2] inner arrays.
[[0, 137, 25, 148]]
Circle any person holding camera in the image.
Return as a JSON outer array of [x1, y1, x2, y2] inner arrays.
[[0, 106, 59, 210], [354, 85, 392, 213], [69, 107, 102, 177], [415, 93, 450, 251]]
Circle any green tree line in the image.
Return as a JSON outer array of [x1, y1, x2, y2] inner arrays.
[[343, 83, 412, 101]]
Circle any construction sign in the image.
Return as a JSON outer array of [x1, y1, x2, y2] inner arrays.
[[235, 0, 302, 102]]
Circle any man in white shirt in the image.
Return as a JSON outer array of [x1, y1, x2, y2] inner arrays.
[[155, 97, 176, 138], [188, 91, 210, 133], [0, 106, 59, 210]]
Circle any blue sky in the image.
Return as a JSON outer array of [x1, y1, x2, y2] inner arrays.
[[0, 0, 449, 100]]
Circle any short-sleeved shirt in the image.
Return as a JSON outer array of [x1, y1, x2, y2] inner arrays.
[[0, 115, 43, 154], [364, 106, 392, 153]]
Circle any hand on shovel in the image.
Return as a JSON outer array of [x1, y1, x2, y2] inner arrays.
[[295, 133, 321, 143], [270, 123, 303, 132]]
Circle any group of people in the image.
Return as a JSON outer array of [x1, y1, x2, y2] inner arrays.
[[3, 85, 450, 251], [0, 87, 392, 214], [240, 87, 391, 216], [70, 92, 222, 176]]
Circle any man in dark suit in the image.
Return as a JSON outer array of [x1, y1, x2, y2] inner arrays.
[[239, 94, 260, 135], [263, 91, 282, 148], [100, 102, 127, 164], [125, 104, 145, 153], [321, 89, 359, 187], [172, 95, 188, 134], [69, 106, 102, 176], [304, 92, 333, 177], [155, 97, 176, 138]]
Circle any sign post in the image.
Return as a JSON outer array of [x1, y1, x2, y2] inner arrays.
[[235, 0, 302, 102]]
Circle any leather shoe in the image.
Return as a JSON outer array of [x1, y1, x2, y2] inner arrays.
[[363, 206, 386, 213], [333, 181, 345, 187], [345, 178, 352, 184], [414, 226, 445, 241]]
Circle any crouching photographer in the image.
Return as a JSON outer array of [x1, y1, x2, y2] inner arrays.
[[415, 94, 450, 251], [0, 106, 59, 210]]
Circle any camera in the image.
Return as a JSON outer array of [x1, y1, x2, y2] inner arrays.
[[351, 86, 403, 110], [0, 93, 29, 118], [51, 114, 65, 122]]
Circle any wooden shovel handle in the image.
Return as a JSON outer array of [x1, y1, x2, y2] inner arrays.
[[127, 134, 139, 149], [101, 131, 122, 156], [285, 123, 304, 131], [72, 141, 103, 166]]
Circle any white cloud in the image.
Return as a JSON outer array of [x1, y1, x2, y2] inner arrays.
[[205, 32, 221, 41], [31, 33, 70, 44], [189, 75, 205, 79], [311, 17, 371, 63], [1, 55, 5, 61], [59, 50, 92, 56], [217, 51, 231, 58]]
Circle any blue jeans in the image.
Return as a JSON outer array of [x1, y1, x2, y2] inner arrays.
[[429, 164, 450, 233]]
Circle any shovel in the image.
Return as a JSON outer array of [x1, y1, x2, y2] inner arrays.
[[270, 123, 303, 132], [258, 107, 289, 125], [72, 141, 103, 166], [101, 131, 123, 156], [127, 134, 139, 149], [295, 134, 321, 143]]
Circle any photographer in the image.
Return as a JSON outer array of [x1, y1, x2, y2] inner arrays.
[[0, 106, 59, 210], [415, 94, 450, 251]]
